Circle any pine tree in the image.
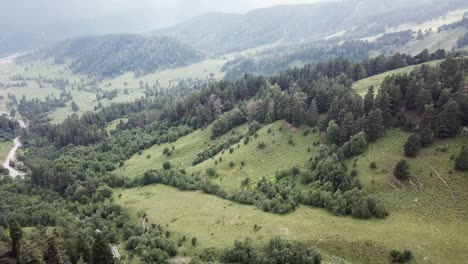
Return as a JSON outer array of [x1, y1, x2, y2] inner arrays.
[[419, 126, 434, 147], [352, 64, 367, 80], [416, 89, 433, 113], [365, 108, 385, 142], [44, 229, 71, 264], [394, 160, 411, 181], [421, 104, 437, 130], [19, 239, 45, 264], [363, 86, 374, 114], [375, 91, 393, 127], [327, 120, 341, 145], [349, 131, 368, 155], [404, 134, 421, 157], [305, 99, 319, 127], [438, 100, 461, 138], [339, 113, 354, 143], [92, 232, 114, 264], [455, 146, 468, 171], [8, 219, 23, 258]]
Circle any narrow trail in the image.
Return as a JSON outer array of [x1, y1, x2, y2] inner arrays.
[[416, 157, 457, 204]]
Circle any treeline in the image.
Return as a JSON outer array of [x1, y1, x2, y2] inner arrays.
[[20, 34, 204, 78], [0, 116, 19, 141], [223, 41, 447, 80]]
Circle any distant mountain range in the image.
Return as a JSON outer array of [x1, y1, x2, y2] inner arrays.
[[21, 34, 204, 78], [152, 0, 468, 54]]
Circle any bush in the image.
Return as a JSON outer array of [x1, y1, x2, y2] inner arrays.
[[206, 168, 217, 177], [455, 146, 468, 171], [191, 237, 198, 246], [390, 249, 413, 263], [258, 141, 266, 149], [393, 160, 410, 181], [370, 161, 377, 169], [404, 134, 421, 157], [162, 162, 171, 170]]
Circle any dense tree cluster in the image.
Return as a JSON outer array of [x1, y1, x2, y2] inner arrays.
[[21, 34, 204, 78], [218, 237, 321, 264]]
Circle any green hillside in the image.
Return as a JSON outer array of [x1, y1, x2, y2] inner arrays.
[[115, 129, 468, 263], [352, 60, 442, 96]]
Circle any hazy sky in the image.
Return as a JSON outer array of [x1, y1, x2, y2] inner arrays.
[[0, 0, 329, 31]]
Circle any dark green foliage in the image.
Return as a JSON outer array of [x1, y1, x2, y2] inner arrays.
[[162, 161, 172, 170], [394, 160, 411, 181], [92, 232, 114, 264], [8, 219, 22, 258], [221, 238, 258, 263], [419, 126, 434, 147], [264, 237, 321, 264], [206, 168, 217, 177], [44, 229, 71, 264], [71, 101, 79, 112], [30, 34, 203, 77], [327, 120, 341, 145], [191, 237, 198, 246], [211, 109, 246, 138], [350, 132, 368, 154], [365, 109, 385, 142], [248, 121, 262, 136], [404, 134, 421, 157], [390, 249, 413, 263], [437, 100, 461, 138], [220, 237, 321, 264], [455, 146, 468, 171], [370, 161, 377, 169]]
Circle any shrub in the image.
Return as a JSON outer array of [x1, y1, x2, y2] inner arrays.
[[206, 168, 217, 177], [404, 134, 421, 157], [393, 160, 410, 181], [258, 141, 266, 149], [455, 145, 468, 171], [162, 162, 171, 170], [191, 237, 198, 246], [370, 161, 377, 169], [390, 249, 413, 263]]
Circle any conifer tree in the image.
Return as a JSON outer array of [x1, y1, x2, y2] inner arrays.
[[438, 100, 461, 138], [394, 160, 411, 181], [455, 146, 468, 171], [365, 108, 385, 142], [9, 219, 23, 258], [363, 86, 374, 114], [92, 232, 114, 264], [404, 134, 421, 157]]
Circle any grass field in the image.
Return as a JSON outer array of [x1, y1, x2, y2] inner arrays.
[[115, 128, 468, 264], [189, 121, 322, 193], [116, 124, 248, 178], [352, 60, 442, 96], [0, 57, 226, 124], [0, 141, 12, 164]]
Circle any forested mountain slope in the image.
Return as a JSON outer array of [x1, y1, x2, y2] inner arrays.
[[20, 34, 204, 78], [153, 0, 468, 54], [1, 53, 467, 263]]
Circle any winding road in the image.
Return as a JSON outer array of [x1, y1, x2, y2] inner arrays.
[[0, 111, 26, 178], [3, 137, 24, 178]]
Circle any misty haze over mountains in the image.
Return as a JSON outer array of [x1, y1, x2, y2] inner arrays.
[[1, 0, 467, 57]]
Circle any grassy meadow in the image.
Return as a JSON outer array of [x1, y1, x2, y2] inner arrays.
[[189, 121, 322, 193], [115, 123, 468, 264], [352, 60, 442, 96]]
